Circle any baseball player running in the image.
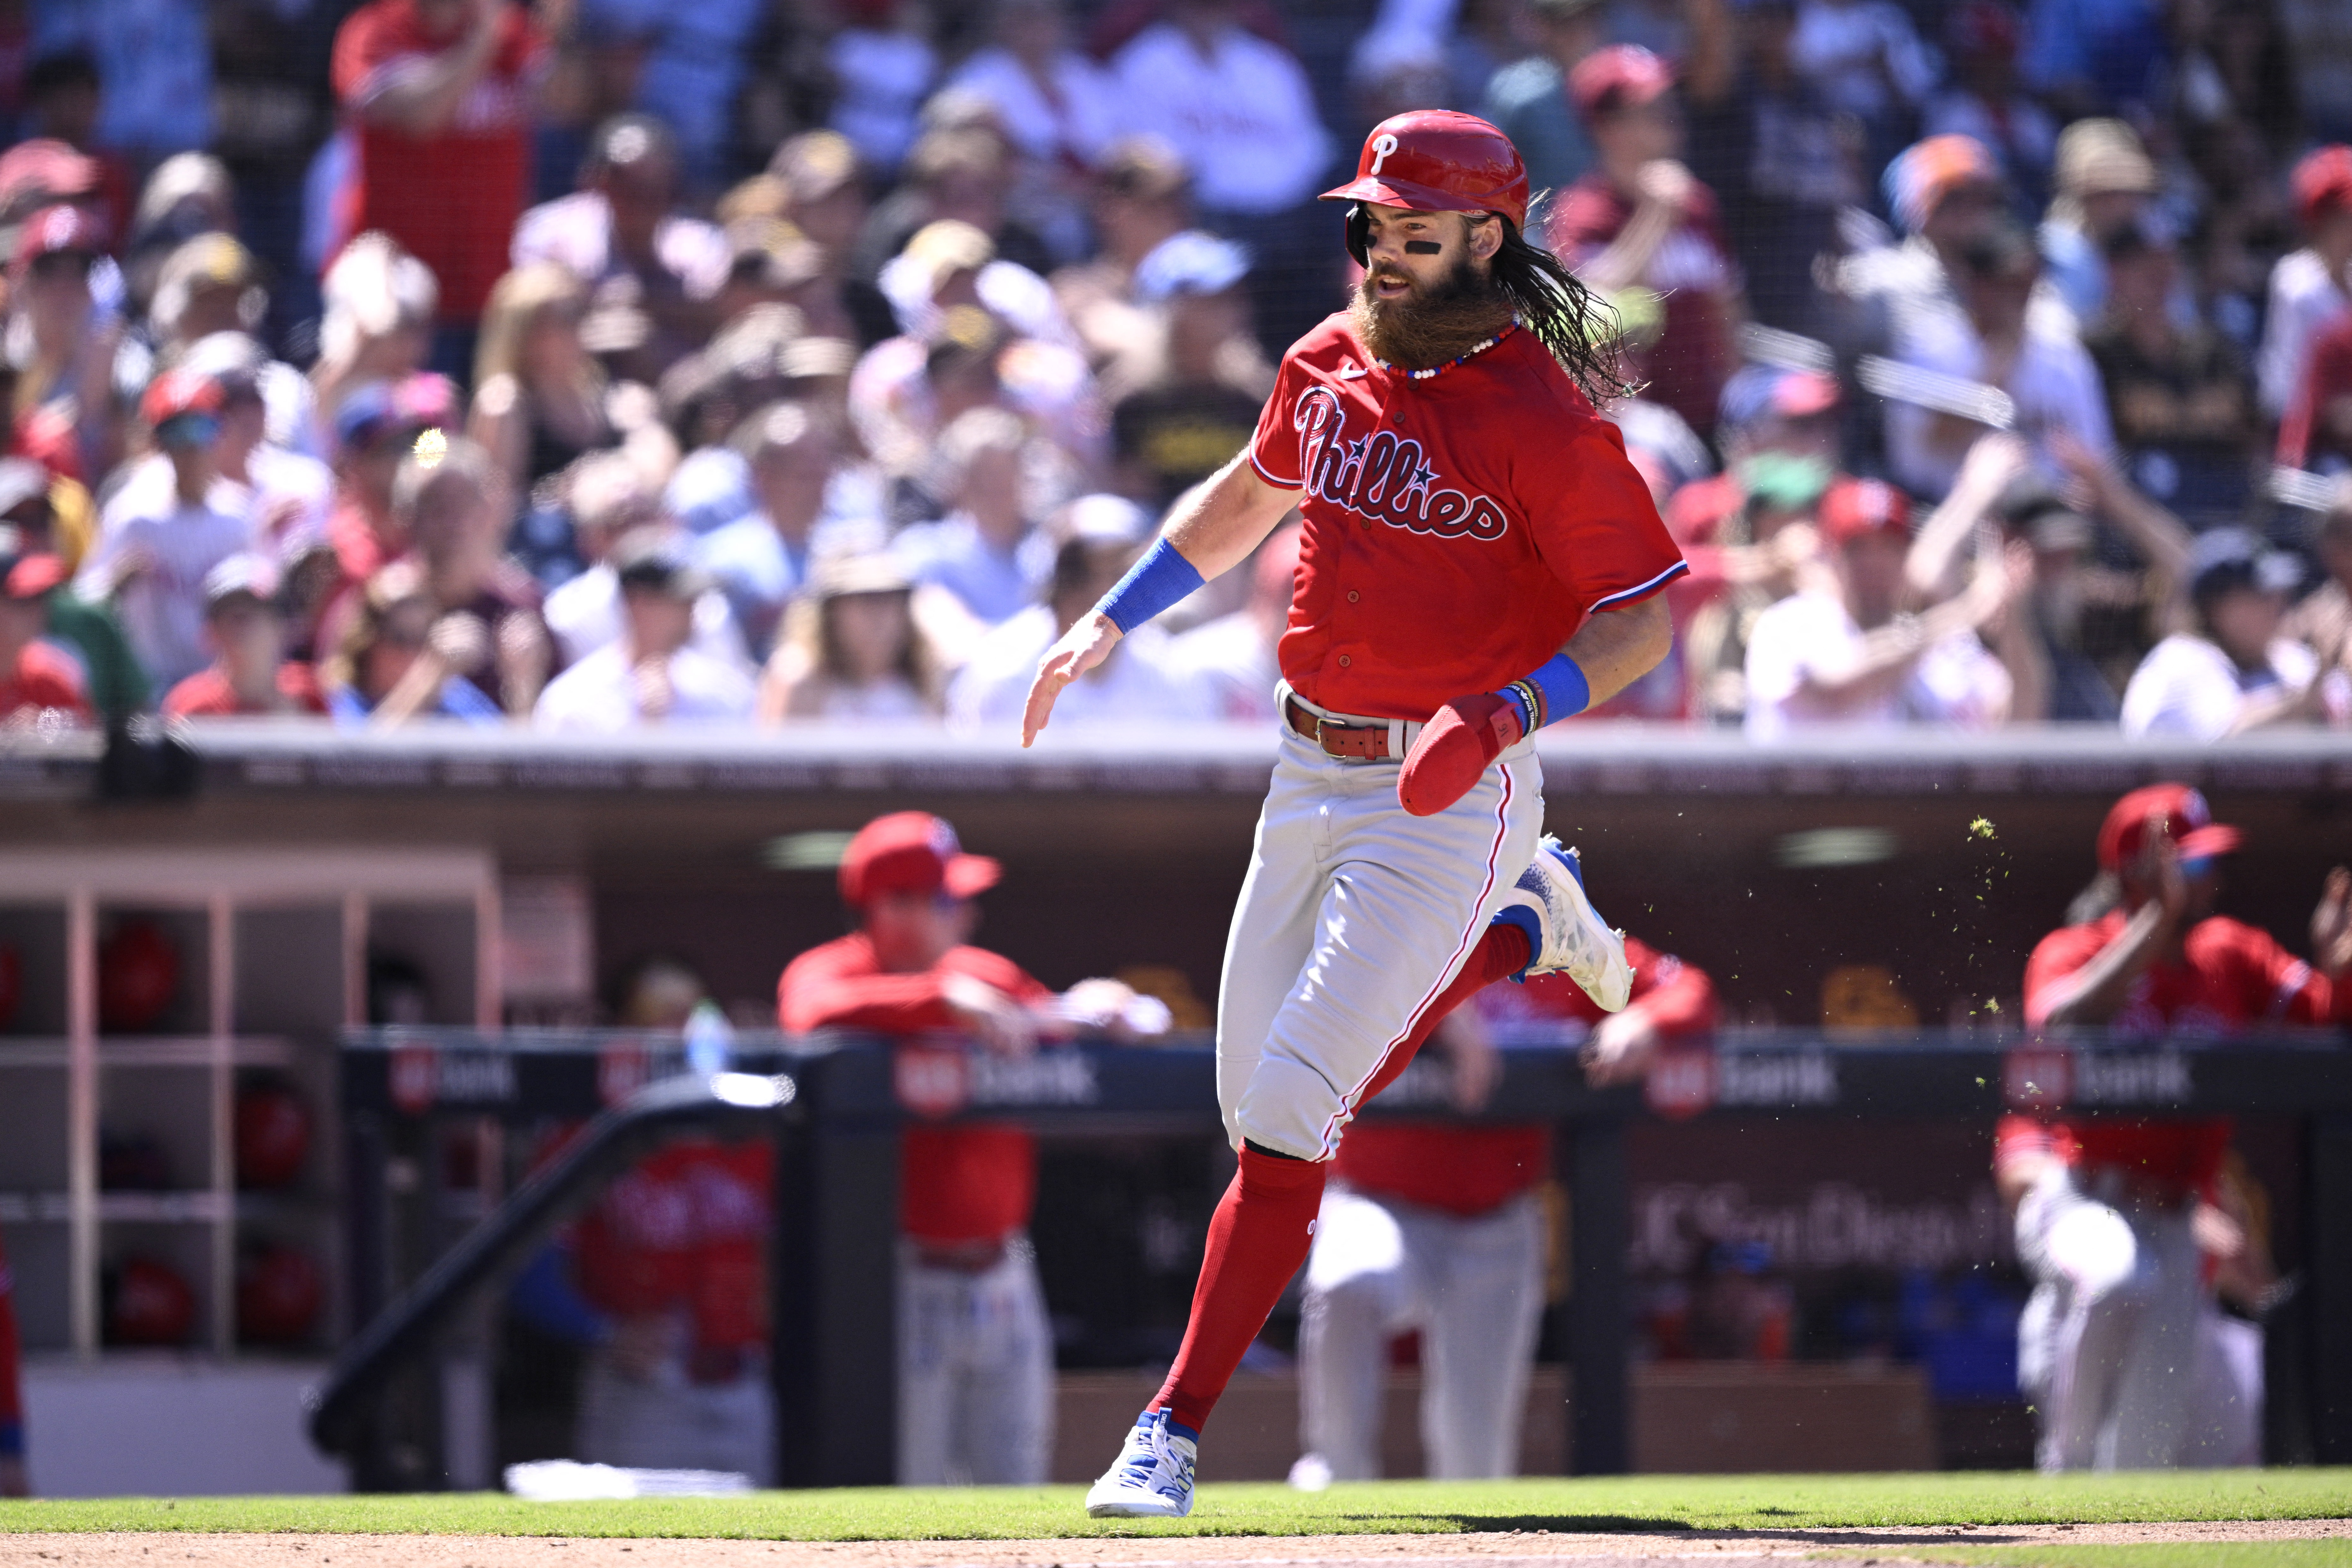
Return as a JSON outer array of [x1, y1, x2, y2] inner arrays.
[[2000, 783, 2352, 1470], [1022, 111, 1687, 1517]]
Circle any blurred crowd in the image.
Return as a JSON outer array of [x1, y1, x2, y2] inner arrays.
[[0, 0, 2351, 740]]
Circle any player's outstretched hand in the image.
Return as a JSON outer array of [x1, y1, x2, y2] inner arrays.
[[1022, 611, 1123, 747], [1398, 691, 1525, 816]]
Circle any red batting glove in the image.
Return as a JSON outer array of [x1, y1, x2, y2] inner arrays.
[[1397, 692, 1526, 816]]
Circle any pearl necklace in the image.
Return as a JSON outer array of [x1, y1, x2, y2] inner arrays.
[[1373, 318, 1521, 380]]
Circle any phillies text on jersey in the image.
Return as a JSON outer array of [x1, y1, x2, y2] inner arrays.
[[1248, 314, 1686, 720]]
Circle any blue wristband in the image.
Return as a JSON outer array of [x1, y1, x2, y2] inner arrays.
[[1498, 652, 1591, 732], [1096, 538, 1205, 634]]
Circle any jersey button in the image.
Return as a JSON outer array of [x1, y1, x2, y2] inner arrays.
[[1338, 655, 1351, 667], [1347, 591, 1359, 603]]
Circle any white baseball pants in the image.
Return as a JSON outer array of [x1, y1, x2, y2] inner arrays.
[[576, 1347, 775, 1482], [897, 1240, 1054, 1485], [2013, 1165, 2256, 1470], [1217, 720, 1544, 1161], [1298, 1183, 1545, 1479]]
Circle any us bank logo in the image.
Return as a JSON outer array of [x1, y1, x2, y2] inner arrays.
[[1292, 385, 1510, 542]]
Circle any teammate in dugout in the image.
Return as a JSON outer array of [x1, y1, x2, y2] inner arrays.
[[776, 810, 1157, 1486], [1996, 783, 2352, 1471], [1022, 111, 1688, 1517], [1296, 935, 1717, 1484]]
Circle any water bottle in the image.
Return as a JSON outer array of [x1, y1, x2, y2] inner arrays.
[[684, 1000, 733, 1077]]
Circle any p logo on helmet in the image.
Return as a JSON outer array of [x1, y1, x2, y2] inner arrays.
[[1322, 110, 1531, 266]]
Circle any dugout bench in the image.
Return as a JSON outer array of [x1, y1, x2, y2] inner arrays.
[[311, 1029, 2352, 1489]]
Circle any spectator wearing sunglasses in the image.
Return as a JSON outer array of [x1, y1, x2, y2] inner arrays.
[[74, 369, 256, 697]]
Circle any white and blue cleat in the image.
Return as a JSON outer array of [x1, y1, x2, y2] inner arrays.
[[1489, 835, 1632, 1012], [1084, 1408, 1198, 1518]]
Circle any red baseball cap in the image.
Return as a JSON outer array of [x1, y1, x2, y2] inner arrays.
[[1321, 110, 1531, 234], [2293, 145, 2352, 229], [838, 811, 1001, 907], [13, 201, 105, 270], [141, 368, 226, 429], [1820, 477, 1911, 545], [1569, 45, 1676, 125], [0, 140, 102, 216], [2096, 783, 2243, 872]]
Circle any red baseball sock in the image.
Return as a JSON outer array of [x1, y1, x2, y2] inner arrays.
[[1151, 1146, 1326, 1434], [1356, 921, 1529, 1104], [1146, 924, 1530, 1436]]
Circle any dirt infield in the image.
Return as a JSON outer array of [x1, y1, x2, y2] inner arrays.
[[0, 1519, 2344, 1567]]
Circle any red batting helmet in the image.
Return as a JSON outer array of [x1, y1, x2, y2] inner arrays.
[[235, 1081, 312, 1189], [107, 1256, 196, 1346], [1322, 111, 1529, 265], [99, 918, 180, 1033], [237, 1242, 324, 1346]]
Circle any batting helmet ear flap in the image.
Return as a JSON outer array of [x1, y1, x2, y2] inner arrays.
[[1344, 203, 1371, 267]]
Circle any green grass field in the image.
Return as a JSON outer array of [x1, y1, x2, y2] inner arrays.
[[0, 1469, 2345, 1541]]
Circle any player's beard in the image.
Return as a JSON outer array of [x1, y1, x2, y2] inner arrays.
[[1350, 254, 1516, 370]]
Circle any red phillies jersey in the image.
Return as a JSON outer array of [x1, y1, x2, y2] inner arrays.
[[572, 1139, 771, 1351], [1247, 313, 1685, 721], [162, 662, 327, 718], [778, 932, 1057, 1246], [1337, 937, 1717, 1216], [0, 641, 89, 722], [2021, 909, 2349, 1191], [331, 1, 545, 322]]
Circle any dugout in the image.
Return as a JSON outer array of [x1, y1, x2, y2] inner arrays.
[[0, 722, 2347, 1492]]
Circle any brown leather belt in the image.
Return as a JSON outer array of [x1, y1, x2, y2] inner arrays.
[[1285, 696, 1397, 760]]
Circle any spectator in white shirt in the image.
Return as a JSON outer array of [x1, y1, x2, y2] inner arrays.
[[756, 552, 942, 723], [2257, 146, 2352, 418], [1107, 0, 1332, 221], [1886, 222, 2115, 499], [694, 403, 849, 659], [2121, 528, 2349, 738], [896, 406, 1055, 659], [948, 508, 1211, 732], [944, 0, 1118, 263], [184, 336, 333, 558], [535, 531, 756, 732], [76, 369, 256, 697], [543, 453, 750, 674], [1745, 477, 2028, 739]]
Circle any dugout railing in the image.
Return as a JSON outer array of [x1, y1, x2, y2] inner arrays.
[[311, 1029, 2352, 1490]]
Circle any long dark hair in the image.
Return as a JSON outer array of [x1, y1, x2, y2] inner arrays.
[[1487, 218, 1636, 406]]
